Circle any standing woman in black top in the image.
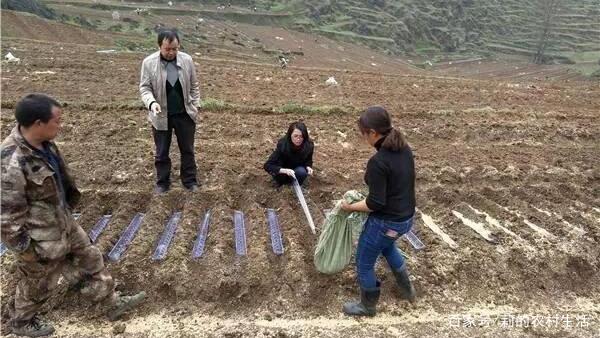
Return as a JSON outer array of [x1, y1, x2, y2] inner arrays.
[[340, 106, 417, 316], [264, 122, 314, 186]]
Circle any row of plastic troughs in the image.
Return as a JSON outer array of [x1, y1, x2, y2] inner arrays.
[[0, 209, 285, 261], [106, 209, 286, 261], [0, 180, 420, 260], [0, 209, 426, 260], [0, 212, 425, 261], [1, 179, 427, 259]]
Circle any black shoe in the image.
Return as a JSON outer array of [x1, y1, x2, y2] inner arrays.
[[11, 315, 55, 337], [342, 285, 380, 317], [154, 185, 169, 194], [392, 267, 416, 302]]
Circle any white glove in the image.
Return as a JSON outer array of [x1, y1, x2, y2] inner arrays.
[[279, 168, 296, 179], [151, 102, 162, 117], [307, 167, 314, 176]]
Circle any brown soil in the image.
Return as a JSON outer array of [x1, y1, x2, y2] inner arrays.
[[1, 9, 600, 338], [1, 10, 114, 46]]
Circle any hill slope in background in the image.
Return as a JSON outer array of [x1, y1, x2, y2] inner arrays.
[[1, 0, 55, 19], [274, 0, 600, 60], [150, 0, 599, 63], [4, 0, 599, 77]]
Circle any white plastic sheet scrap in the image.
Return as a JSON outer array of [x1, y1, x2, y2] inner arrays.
[[325, 76, 338, 86], [4, 52, 20, 64]]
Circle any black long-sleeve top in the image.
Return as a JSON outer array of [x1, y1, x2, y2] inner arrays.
[[264, 138, 314, 175], [364, 137, 416, 222]]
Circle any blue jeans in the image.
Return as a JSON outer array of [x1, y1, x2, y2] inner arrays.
[[356, 215, 413, 289], [273, 166, 308, 185]]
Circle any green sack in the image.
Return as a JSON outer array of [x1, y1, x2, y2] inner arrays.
[[314, 190, 368, 274]]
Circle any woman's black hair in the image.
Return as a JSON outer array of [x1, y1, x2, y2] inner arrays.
[[283, 121, 310, 151], [286, 121, 309, 143], [358, 106, 407, 151]]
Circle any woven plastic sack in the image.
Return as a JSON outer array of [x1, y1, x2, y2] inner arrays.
[[314, 190, 368, 274]]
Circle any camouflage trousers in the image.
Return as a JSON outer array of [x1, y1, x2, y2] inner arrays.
[[10, 223, 116, 326]]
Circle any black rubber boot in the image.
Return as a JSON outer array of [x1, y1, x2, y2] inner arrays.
[[392, 267, 416, 302], [11, 316, 55, 337], [342, 285, 381, 317]]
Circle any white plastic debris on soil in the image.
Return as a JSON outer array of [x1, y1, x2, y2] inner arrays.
[[467, 205, 519, 238], [452, 210, 498, 243], [417, 209, 458, 249], [4, 52, 20, 63], [325, 77, 338, 86], [498, 204, 557, 240]]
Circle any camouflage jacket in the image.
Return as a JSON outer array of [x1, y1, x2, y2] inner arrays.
[[1, 126, 80, 260]]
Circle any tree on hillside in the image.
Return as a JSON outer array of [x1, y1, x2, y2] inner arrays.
[[532, 0, 562, 64]]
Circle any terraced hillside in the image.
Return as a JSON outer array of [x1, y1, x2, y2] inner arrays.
[[257, 0, 600, 63], [35, 0, 600, 63]]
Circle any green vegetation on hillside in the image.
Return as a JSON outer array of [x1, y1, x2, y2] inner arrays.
[[8, 0, 599, 72], [1, 0, 55, 19]]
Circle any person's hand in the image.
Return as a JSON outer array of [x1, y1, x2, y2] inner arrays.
[[151, 102, 162, 117], [279, 168, 296, 179], [340, 200, 354, 212], [307, 166, 314, 176]]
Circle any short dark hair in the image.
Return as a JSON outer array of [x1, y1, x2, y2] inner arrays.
[[15, 93, 61, 127], [157, 29, 180, 46]]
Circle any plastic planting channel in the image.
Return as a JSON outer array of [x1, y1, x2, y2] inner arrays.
[[152, 212, 182, 261], [107, 213, 145, 262], [88, 215, 113, 243], [267, 209, 284, 255], [403, 230, 425, 250], [192, 210, 211, 259], [234, 210, 247, 256]]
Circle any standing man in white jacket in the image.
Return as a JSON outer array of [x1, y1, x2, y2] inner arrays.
[[140, 29, 201, 193]]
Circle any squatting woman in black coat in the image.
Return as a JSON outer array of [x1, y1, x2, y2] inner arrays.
[[264, 122, 314, 186]]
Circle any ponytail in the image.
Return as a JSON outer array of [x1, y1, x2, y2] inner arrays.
[[381, 128, 407, 152]]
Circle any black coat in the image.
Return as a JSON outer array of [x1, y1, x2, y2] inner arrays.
[[264, 137, 314, 175]]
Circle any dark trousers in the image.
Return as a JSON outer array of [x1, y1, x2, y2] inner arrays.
[[272, 166, 308, 186], [152, 113, 198, 188]]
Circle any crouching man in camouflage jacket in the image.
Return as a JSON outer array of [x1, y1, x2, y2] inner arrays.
[[1, 94, 146, 337]]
